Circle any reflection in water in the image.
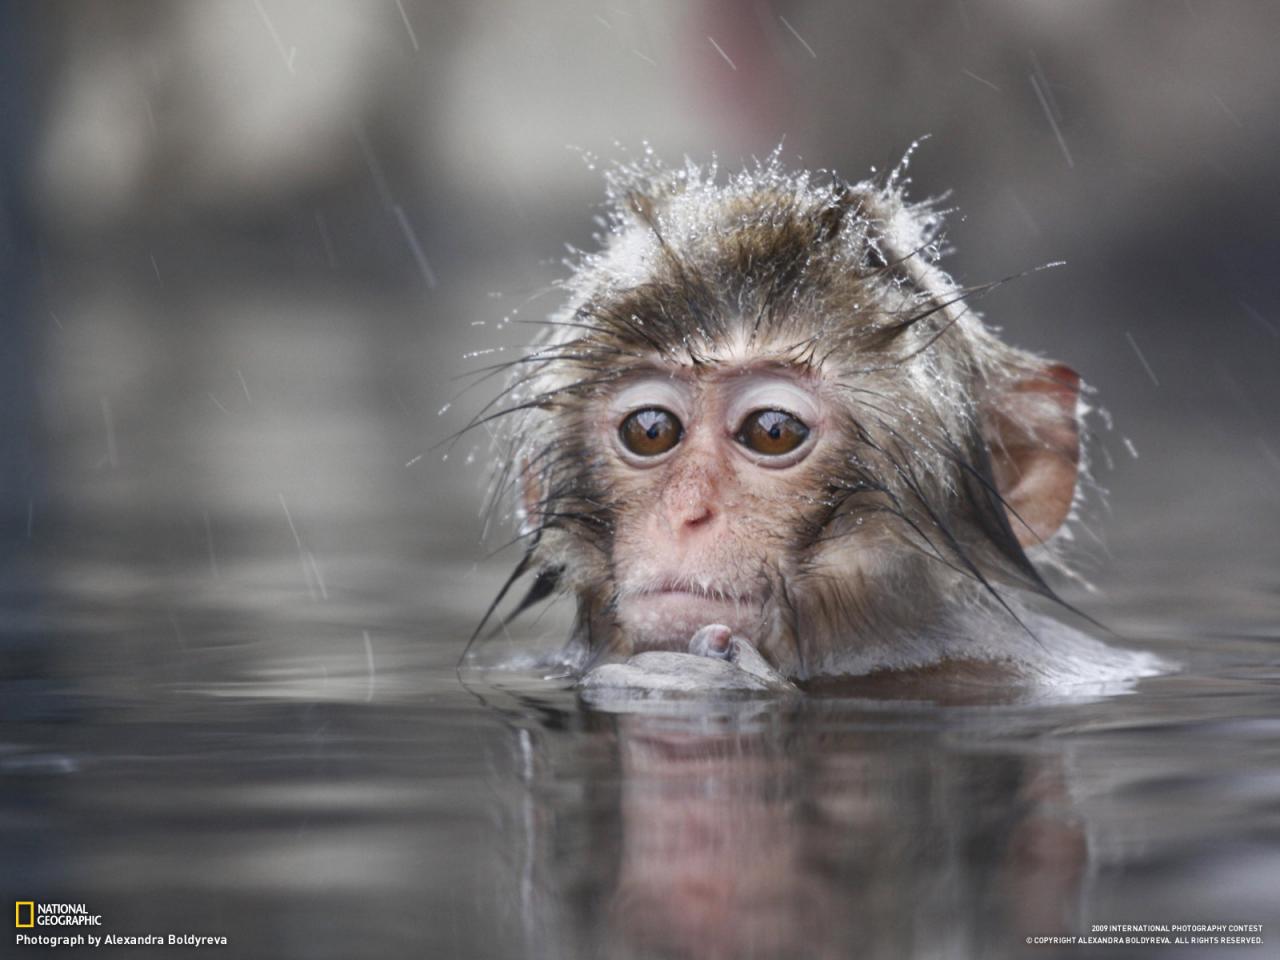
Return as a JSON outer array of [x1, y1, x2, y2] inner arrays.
[[497, 695, 1092, 959], [611, 711, 831, 959]]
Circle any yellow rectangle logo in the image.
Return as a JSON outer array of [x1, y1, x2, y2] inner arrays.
[[16, 901, 34, 927]]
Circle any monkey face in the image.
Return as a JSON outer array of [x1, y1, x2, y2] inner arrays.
[[599, 363, 829, 653], [494, 163, 1090, 678]]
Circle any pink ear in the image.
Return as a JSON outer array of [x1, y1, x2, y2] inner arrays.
[[982, 364, 1081, 548]]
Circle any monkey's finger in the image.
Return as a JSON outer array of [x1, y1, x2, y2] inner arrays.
[[688, 624, 734, 660]]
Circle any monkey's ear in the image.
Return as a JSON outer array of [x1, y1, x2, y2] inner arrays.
[[981, 364, 1081, 548]]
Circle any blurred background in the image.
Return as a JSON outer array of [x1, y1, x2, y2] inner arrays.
[[2, 2, 1279, 956]]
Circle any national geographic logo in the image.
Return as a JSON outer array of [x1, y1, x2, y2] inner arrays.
[[14, 901, 229, 949], [14, 901, 103, 927]]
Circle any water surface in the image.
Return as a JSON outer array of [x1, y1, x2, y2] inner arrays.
[[4, 517, 1277, 958]]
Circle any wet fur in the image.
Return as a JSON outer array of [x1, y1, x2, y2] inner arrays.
[[470, 154, 1082, 679]]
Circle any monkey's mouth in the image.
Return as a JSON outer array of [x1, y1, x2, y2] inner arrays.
[[618, 582, 764, 652]]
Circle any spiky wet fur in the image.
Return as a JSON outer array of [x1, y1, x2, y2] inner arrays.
[[475, 154, 1084, 680]]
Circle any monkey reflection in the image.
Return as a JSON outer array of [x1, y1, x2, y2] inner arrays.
[[607, 713, 831, 959], [472, 155, 1107, 681], [496, 706, 1087, 960]]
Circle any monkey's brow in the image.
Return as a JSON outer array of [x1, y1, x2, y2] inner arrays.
[[607, 355, 825, 384]]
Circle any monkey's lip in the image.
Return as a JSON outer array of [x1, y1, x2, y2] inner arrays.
[[619, 584, 763, 650], [636, 580, 758, 606], [629, 578, 757, 609]]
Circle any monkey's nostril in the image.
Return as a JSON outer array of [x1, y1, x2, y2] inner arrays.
[[666, 500, 714, 532], [684, 507, 713, 528]]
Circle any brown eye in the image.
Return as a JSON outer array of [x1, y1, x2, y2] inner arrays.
[[736, 409, 810, 457], [619, 407, 683, 457]]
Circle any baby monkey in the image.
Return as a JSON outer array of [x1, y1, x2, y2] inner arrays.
[[477, 155, 1100, 686]]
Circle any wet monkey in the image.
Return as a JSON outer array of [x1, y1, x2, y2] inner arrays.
[[468, 154, 1101, 683]]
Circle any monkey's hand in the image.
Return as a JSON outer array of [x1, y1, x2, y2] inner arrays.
[[578, 624, 797, 698], [686, 624, 795, 687]]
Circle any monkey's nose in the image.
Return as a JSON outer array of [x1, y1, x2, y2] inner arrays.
[[682, 505, 713, 528], [665, 501, 716, 536]]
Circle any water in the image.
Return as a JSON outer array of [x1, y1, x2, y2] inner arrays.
[[3, 508, 1277, 959]]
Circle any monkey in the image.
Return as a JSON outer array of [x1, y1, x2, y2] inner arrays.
[[466, 152, 1164, 690], [579, 622, 798, 697]]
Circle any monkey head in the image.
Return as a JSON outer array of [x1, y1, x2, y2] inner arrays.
[[485, 157, 1083, 679]]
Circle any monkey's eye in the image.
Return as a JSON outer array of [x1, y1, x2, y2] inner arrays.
[[736, 409, 810, 457], [619, 407, 683, 457]]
